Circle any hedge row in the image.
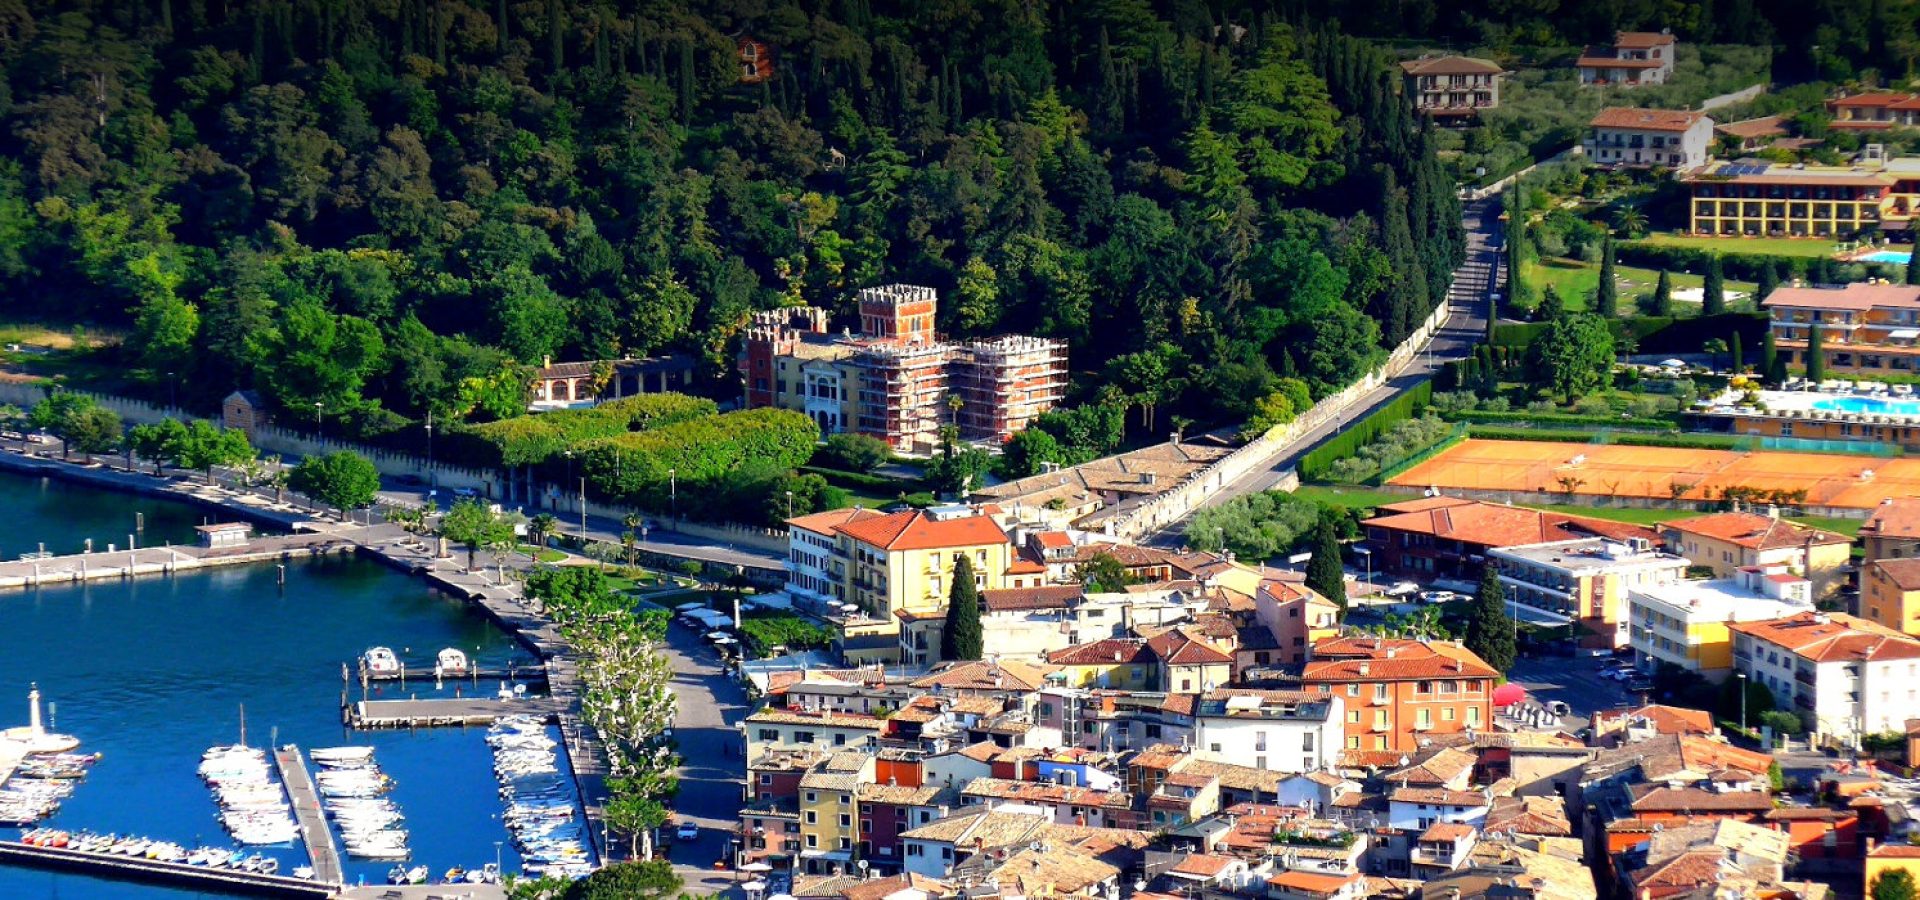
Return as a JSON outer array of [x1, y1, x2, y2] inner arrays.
[[442, 394, 717, 469], [1492, 312, 1767, 353], [1443, 409, 1677, 430], [799, 465, 924, 494], [1298, 381, 1433, 481], [1618, 242, 1901, 284], [1465, 425, 1749, 451], [577, 408, 821, 506]]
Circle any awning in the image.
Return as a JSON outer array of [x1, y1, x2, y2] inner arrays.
[[1889, 329, 1920, 340]]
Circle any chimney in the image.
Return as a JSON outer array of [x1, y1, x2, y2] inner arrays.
[[1359, 663, 1371, 676], [542, 355, 552, 368]]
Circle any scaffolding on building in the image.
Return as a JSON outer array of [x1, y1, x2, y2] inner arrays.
[[952, 336, 1070, 444], [853, 341, 953, 453]]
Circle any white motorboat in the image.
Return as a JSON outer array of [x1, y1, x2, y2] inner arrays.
[[362, 647, 401, 675], [434, 647, 471, 677]]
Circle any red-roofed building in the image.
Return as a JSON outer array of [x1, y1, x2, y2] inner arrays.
[[1761, 282, 1920, 382], [1663, 512, 1851, 598], [1398, 55, 1505, 119], [1300, 638, 1497, 752], [1266, 870, 1365, 900], [1828, 92, 1920, 130], [1361, 497, 1659, 583], [1732, 611, 1920, 742], [1585, 107, 1714, 169], [1862, 498, 1920, 565], [1577, 31, 1677, 87]]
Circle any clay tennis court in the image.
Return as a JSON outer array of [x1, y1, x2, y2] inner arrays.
[[1387, 438, 1920, 509]]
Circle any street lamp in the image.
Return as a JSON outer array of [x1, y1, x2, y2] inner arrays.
[[669, 467, 677, 520], [580, 475, 588, 545], [313, 401, 324, 437], [784, 490, 794, 520], [424, 410, 435, 488], [1737, 671, 1748, 733], [494, 840, 502, 876]]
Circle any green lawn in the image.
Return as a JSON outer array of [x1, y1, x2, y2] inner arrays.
[[1628, 233, 1840, 258], [1523, 257, 1757, 313], [1291, 485, 1420, 510]]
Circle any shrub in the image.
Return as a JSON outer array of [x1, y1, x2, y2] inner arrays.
[[1298, 381, 1433, 481], [1311, 415, 1455, 484], [447, 393, 717, 468], [578, 408, 821, 508], [1187, 491, 1323, 561], [814, 433, 891, 473]]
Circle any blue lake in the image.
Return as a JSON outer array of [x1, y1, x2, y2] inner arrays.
[[0, 471, 530, 897]]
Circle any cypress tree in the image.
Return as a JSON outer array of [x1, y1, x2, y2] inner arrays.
[[1306, 516, 1347, 612], [1464, 567, 1516, 673], [1909, 247, 1920, 286], [547, 0, 564, 74], [1702, 255, 1726, 315], [941, 554, 983, 661], [1539, 285, 1566, 322], [1730, 333, 1743, 374], [1595, 237, 1618, 318], [1652, 270, 1674, 317], [1757, 262, 1780, 303], [1763, 328, 1783, 384], [1807, 324, 1826, 383]]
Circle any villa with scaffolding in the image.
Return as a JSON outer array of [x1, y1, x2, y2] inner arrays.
[[739, 285, 1068, 454]]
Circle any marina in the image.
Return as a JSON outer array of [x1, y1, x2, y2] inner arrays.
[[348, 697, 567, 730], [0, 533, 359, 590], [0, 838, 334, 898]]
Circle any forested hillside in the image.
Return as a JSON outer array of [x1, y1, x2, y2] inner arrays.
[[0, 0, 1463, 444]]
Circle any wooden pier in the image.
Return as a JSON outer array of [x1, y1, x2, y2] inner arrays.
[[0, 840, 335, 898], [361, 665, 546, 685], [348, 696, 565, 730], [273, 746, 343, 888]]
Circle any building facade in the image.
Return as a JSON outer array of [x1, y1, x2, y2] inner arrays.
[[1627, 567, 1814, 680], [1299, 638, 1498, 753], [1828, 93, 1920, 131], [1190, 689, 1343, 774], [1863, 558, 1920, 636], [1662, 512, 1852, 598], [1398, 56, 1505, 119], [1679, 154, 1920, 239], [1576, 31, 1677, 86], [739, 285, 1066, 452], [1584, 108, 1713, 169], [1361, 496, 1659, 582], [1730, 611, 1920, 742], [1489, 538, 1690, 648], [1764, 282, 1920, 379]]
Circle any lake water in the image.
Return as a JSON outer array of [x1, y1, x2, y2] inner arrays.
[[0, 471, 531, 897]]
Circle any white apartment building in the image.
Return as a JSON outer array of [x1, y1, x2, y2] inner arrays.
[[1490, 537, 1691, 648], [1628, 566, 1813, 681], [1730, 611, 1920, 743], [1190, 689, 1344, 774], [1585, 107, 1714, 170]]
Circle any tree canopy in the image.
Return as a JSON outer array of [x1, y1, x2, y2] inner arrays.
[[289, 450, 381, 515]]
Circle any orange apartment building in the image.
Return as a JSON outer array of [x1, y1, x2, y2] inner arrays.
[[1764, 282, 1920, 377], [1829, 93, 1920, 131], [738, 285, 1067, 452], [1298, 637, 1498, 753]]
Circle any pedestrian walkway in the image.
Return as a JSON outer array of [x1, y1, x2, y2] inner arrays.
[[273, 746, 343, 886]]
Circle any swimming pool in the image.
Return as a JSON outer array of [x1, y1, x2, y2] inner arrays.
[[1859, 250, 1912, 264], [1812, 395, 1920, 416]]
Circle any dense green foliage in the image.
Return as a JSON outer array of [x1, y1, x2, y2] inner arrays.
[[448, 393, 716, 468], [1305, 515, 1345, 610], [1618, 243, 1897, 286], [1297, 381, 1431, 481], [737, 610, 834, 658], [441, 496, 517, 568], [577, 407, 819, 510], [1464, 567, 1514, 674], [1320, 414, 1456, 484], [813, 433, 891, 474], [0, 0, 1462, 446], [289, 449, 380, 513], [1187, 490, 1322, 560], [942, 554, 982, 662]]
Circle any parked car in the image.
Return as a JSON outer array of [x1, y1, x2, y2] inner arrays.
[[1625, 678, 1654, 693], [1385, 582, 1421, 597], [1418, 590, 1457, 604], [677, 821, 700, 841]]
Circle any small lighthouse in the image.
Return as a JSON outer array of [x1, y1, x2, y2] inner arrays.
[[1, 682, 79, 753], [27, 683, 42, 736]]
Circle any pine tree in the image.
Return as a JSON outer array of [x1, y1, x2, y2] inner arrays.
[[1652, 270, 1674, 317], [1807, 323, 1826, 383], [941, 554, 983, 661], [1539, 285, 1566, 322], [1306, 516, 1346, 612], [1595, 237, 1618, 318], [1464, 567, 1516, 673], [1702, 255, 1726, 315]]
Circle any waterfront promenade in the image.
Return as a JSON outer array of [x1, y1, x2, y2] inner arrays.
[[0, 531, 358, 589]]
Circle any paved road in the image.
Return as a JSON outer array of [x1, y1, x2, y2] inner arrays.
[[1507, 653, 1640, 733], [655, 618, 752, 893], [1144, 199, 1500, 547]]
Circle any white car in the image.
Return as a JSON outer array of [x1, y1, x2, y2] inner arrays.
[[676, 822, 699, 842], [1385, 582, 1421, 597], [1418, 591, 1457, 604]]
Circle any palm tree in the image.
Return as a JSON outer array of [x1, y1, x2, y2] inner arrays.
[[621, 530, 638, 568], [1612, 205, 1649, 238], [529, 513, 558, 550]]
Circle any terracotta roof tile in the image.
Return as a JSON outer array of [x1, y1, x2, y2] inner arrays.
[[1400, 55, 1504, 76], [980, 585, 1083, 612], [1865, 500, 1920, 540], [835, 509, 1011, 551], [1729, 611, 1920, 663], [1419, 822, 1477, 842], [1716, 116, 1790, 139], [1266, 871, 1361, 893], [1304, 637, 1499, 681], [1167, 854, 1236, 878], [786, 507, 887, 535], [910, 660, 1054, 692], [1390, 787, 1489, 807], [1615, 30, 1677, 48], [1590, 107, 1707, 132], [1146, 627, 1235, 666], [1628, 783, 1773, 813], [1665, 512, 1848, 551], [1363, 500, 1658, 550], [1874, 558, 1920, 592], [1047, 639, 1153, 666]]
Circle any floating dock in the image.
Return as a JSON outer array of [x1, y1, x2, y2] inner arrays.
[[0, 534, 357, 591], [361, 665, 547, 685], [0, 840, 334, 898], [348, 696, 565, 730], [273, 746, 343, 888]]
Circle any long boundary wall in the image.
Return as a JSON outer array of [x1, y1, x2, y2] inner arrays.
[[1101, 298, 1454, 542]]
